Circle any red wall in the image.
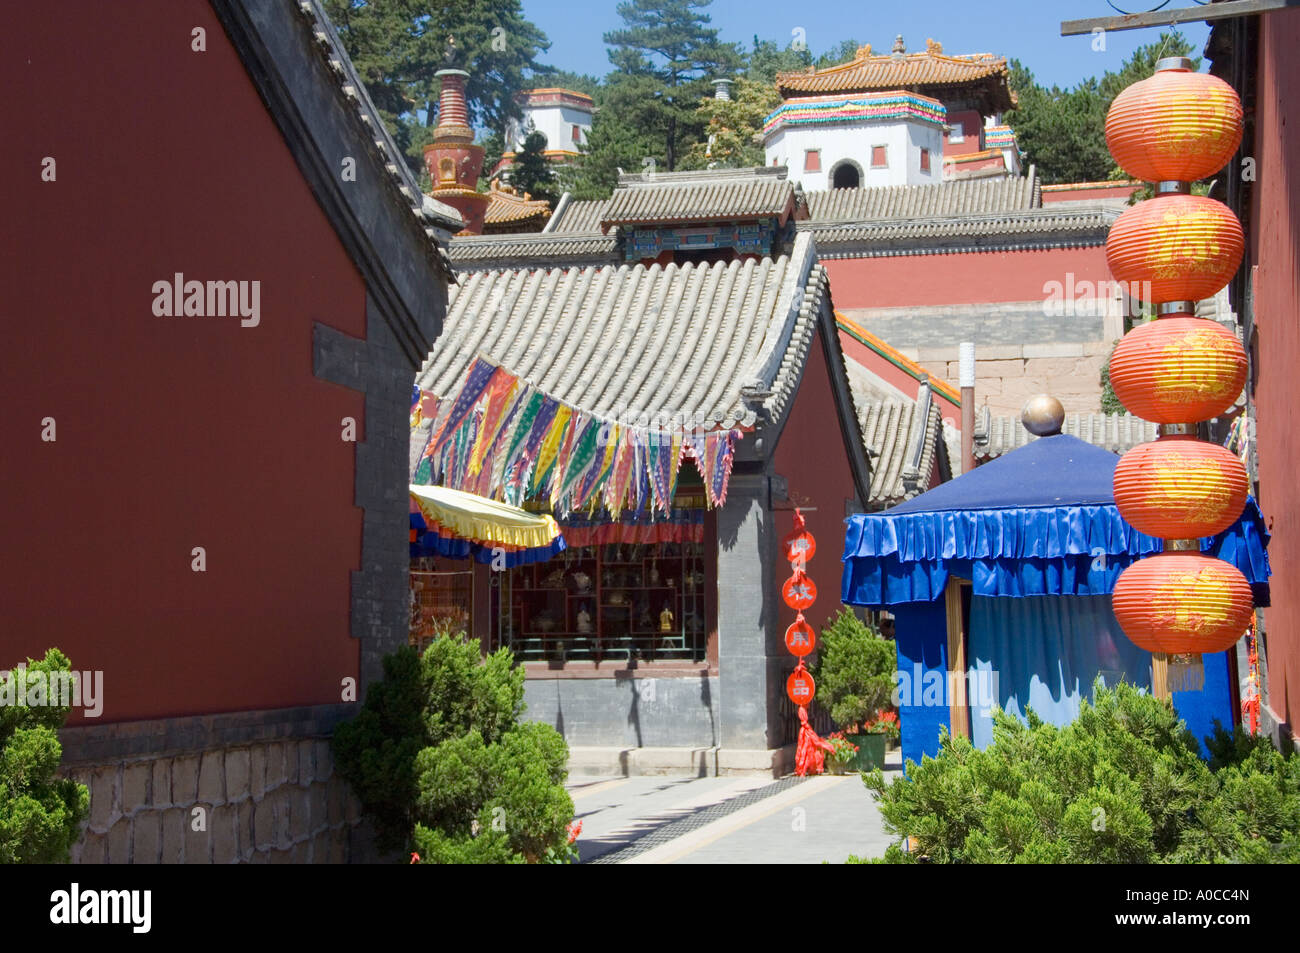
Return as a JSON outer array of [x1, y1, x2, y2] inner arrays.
[[1, 2, 367, 722], [943, 109, 984, 158], [1042, 183, 1141, 203], [823, 246, 1112, 309], [772, 329, 860, 634], [1250, 7, 1300, 739]]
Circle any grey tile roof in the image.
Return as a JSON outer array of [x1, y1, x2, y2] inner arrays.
[[416, 232, 827, 435], [800, 206, 1118, 253], [600, 168, 799, 230], [846, 368, 947, 506], [805, 173, 1039, 222], [448, 232, 618, 270], [546, 197, 611, 234], [974, 410, 1155, 461]]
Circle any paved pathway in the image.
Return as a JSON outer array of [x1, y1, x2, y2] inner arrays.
[[568, 750, 899, 864]]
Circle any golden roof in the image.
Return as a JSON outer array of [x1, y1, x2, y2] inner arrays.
[[483, 180, 552, 228], [776, 38, 1014, 112]]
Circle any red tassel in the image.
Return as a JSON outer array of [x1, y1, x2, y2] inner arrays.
[[794, 705, 834, 777]]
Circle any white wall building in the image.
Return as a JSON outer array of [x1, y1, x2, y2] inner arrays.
[[762, 91, 946, 190], [505, 88, 595, 158]]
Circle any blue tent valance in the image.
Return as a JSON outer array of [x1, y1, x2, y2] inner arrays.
[[841, 435, 1271, 608]]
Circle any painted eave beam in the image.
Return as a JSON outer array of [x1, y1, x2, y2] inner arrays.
[[1061, 0, 1299, 36]]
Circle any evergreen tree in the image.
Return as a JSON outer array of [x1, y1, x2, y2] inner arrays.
[[745, 35, 812, 84], [1007, 31, 1199, 184], [324, 0, 551, 174], [853, 683, 1300, 864], [0, 649, 90, 863], [814, 38, 864, 69], [602, 0, 742, 171], [332, 636, 574, 863], [533, 69, 602, 98], [509, 130, 559, 205], [679, 77, 779, 170]]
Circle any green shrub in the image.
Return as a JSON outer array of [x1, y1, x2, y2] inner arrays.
[[851, 682, 1300, 864], [0, 648, 90, 863], [814, 609, 896, 730], [332, 635, 574, 863]]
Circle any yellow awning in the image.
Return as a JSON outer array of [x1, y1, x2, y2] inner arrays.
[[409, 485, 562, 550]]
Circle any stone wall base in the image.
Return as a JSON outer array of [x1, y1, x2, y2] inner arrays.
[[60, 735, 379, 864], [567, 744, 796, 779]]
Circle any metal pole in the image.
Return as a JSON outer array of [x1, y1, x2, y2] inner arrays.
[[960, 342, 976, 474]]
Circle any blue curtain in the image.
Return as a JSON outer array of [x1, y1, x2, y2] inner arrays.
[[966, 594, 1152, 749], [893, 600, 953, 769]]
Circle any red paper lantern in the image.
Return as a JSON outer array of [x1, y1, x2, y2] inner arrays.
[[787, 668, 816, 706], [1106, 195, 1244, 304], [1108, 317, 1247, 423], [782, 570, 817, 610], [1113, 436, 1248, 539], [1112, 553, 1253, 655], [1105, 66, 1243, 183], [785, 618, 816, 657], [782, 527, 816, 565]]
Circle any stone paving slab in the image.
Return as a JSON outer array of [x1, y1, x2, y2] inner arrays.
[[567, 750, 901, 864], [667, 773, 893, 864], [568, 775, 772, 862]]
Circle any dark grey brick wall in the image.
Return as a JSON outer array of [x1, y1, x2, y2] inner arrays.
[[716, 472, 781, 750], [523, 675, 721, 748], [849, 301, 1105, 349], [314, 295, 415, 694]]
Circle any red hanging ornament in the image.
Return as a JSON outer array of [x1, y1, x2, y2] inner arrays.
[[782, 510, 817, 566], [786, 665, 816, 706], [784, 509, 829, 775], [794, 703, 835, 777], [782, 569, 817, 610], [784, 614, 816, 657]]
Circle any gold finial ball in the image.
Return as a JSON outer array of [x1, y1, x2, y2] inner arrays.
[[1021, 395, 1065, 436]]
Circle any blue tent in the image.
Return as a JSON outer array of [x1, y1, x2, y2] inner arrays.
[[841, 434, 1270, 767]]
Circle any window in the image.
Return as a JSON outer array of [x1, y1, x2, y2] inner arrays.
[[804, 149, 821, 172], [498, 542, 709, 663], [831, 163, 860, 189], [920, 147, 931, 173], [948, 125, 965, 143], [871, 145, 888, 168], [409, 563, 473, 652], [572, 124, 581, 143]]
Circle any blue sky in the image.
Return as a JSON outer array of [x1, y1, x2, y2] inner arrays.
[[520, 0, 1210, 89]]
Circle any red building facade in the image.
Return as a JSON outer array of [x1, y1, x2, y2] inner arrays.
[[2, 0, 457, 862]]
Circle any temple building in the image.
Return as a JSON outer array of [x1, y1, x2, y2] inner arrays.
[[770, 37, 1022, 187], [409, 164, 966, 773], [545, 166, 1127, 432], [495, 87, 595, 178]]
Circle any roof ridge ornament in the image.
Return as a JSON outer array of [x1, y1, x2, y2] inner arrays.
[[926, 38, 942, 55], [892, 35, 905, 56]]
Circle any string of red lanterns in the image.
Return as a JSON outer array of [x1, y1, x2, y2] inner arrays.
[[782, 510, 834, 776], [1104, 57, 1253, 696]]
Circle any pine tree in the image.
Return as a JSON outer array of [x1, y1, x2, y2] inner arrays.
[[509, 130, 559, 205], [0, 648, 90, 863], [853, 682, 1300, 864], [1007, 31, 1199, 184], [323, 0, 551, 174], [601, 0, 742, 172], [331, 636, 574, 863]]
